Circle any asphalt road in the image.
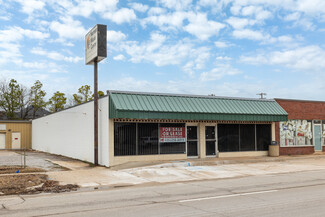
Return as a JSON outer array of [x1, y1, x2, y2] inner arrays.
[[1, 169, 325, 217]]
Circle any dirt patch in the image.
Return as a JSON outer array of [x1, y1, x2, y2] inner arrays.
[[0, 174, 79, 196], [0, 166, 46, 174]]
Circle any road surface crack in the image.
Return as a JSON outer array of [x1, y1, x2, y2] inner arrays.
[[18, 195, 26, 202], [169, 201, 230, 217]]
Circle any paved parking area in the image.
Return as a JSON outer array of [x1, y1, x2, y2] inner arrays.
[[0, 150, 82, 171]]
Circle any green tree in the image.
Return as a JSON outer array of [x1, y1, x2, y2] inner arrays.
[[49, 91, 67, 112], [0, 79, 22, 119], [72, 85, 105, 105], [73, 85, 93, 105], [93, 90, 105, 98], [30, 80, 47, 119]]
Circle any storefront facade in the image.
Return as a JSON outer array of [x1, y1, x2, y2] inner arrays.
[[108, 91, 288, 166], [275, 99, 325, 155]]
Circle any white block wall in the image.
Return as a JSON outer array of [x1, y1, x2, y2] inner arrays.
[[32, 96, 109, 167]]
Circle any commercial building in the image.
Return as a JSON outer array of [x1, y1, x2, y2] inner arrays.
[[32, 91, 288, 167], [0, 120, 32, 150], [275, 98, 325, 155]]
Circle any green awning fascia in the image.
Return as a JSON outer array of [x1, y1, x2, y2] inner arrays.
[[109, 94, 288, 122], [111, 110, 287, 122]]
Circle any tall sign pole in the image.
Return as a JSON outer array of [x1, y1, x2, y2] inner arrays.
[[85, 24, 107, 166], [94, 59, 98, 165]]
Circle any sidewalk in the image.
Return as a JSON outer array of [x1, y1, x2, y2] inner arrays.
[[47, 154, 325, 188]]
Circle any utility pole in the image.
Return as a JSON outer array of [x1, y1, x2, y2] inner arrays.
[[257, 93, 267, 99]]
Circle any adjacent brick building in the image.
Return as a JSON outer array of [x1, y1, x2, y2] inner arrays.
[[275, 98, 325, 155]]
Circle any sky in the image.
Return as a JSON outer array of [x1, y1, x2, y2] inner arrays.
[[1, 0, 325, 101]]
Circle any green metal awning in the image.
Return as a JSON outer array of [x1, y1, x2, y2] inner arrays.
[[109, 91, 288, 122]]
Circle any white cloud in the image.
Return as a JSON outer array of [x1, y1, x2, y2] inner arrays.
[[113, 54, 125, 61], [0, 26, 49, 42], [158, 0, 193, 11], [240, 45, 325, 72], [183, 47, 210, 76], [15, 60, 47, 69], [216, 56, 232, 61], [214, 41, 232, 48], [122, 33, 185, 66], [226, 17, 256, 29], [230, 4, 242, 15], [0, 7, 11, 21], [144, 11, 225, 39], [107, 76, 206, 95], [119, 32, 211, 73], [14, 0, 45, 15], [184, 13, 225, 40], [142, 11, 188, 30], [0, 15, 10, 21], [200, 64, 241, 81], [60, 0, 118, 18], [198, 0, 227, 12], [295, 0, 325, 15], [31, 47, 82, 63], [50, 17, 86, 40], [129, 3, 148, 13], [233, 29, 266, 41], [107, 30, 126, 43], [0, 43, 21, 65], [283, 12, 315, 30], [241, 5, 272, 21], [103, 8, 136, 24], [284, 12, 301, 21], [147, 7, 166, 15], [232, 29, 294, 44], [229, 0, 325, 17]]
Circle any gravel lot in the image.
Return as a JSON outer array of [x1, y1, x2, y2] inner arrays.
[[0, 150, 74, 171]]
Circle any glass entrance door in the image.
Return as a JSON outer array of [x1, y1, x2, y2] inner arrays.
[[206, 126, 216, 156], [187, 126, 198, 157]]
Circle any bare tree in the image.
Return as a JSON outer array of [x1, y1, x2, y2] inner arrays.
[[18, 85, 32, 119]]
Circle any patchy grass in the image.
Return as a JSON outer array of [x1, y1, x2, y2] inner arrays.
[[0, 174, 79, 196]]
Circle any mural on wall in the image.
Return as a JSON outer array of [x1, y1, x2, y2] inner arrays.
[[280, 120, 313, 147]]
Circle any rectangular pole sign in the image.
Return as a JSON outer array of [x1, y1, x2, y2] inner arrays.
[[159, 127, 186, 143], [85, 24, 107, 65]]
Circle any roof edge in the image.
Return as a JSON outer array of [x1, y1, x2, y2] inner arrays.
[[107, 90, 275, 102], [275, 98, 325, 103], [0, 120, 32, 123]]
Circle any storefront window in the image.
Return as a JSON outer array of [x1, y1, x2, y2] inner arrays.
[[218, 124, 271, 152], [256, 124, 271, 151], [240, 124, 255, 151], [218, 124, 239, 152], [280, 120, 313, 147], [114, 123, 136, 156], [114, 122, 186, 156], [138, 123, 158, 155]]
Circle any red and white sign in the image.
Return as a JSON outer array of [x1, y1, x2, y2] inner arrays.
[[159, 127, 186, 143]]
